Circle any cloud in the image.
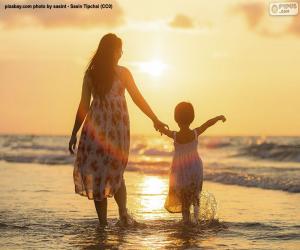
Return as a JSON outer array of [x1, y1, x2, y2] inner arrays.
[[0, 0, 125, 29], [169, 14, 195, 29], [230, 2, 264, 30], [288, 14, 300, 36], [230, 1, 300, 38]]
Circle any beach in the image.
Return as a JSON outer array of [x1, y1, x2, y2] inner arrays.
[[0, 161, 299, 249]]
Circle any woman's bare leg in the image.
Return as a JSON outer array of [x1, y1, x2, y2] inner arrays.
[[94, 198, 107, 225], [114, 179, 127, 218]]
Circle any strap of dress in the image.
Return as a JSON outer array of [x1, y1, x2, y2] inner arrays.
[[173, 131, 176, 142], [193, 129, 198, 140]]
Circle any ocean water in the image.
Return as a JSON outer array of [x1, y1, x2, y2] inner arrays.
[[0, 134, 299, 192], [0, 135, 300, 249], [0, 163, 299, 249]]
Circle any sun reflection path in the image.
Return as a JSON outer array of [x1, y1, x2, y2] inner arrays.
[[139, 176, 168, 219]]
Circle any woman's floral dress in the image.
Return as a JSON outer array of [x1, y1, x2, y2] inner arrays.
[[73, 69, 130, 201]]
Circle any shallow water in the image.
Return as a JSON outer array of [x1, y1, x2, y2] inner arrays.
[[1, 162, 299, 249]]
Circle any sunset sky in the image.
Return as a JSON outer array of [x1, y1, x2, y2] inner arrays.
[[0, 0, 299, 136]]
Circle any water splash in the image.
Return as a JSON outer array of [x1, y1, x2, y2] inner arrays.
[[193, 191, 218, 225]]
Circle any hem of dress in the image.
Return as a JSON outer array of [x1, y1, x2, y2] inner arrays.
[[75, 190, 113, 201], [164, 206, 182, 213]]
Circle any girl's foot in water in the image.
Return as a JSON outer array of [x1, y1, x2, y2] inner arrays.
[[182, 216, 192, 226], [182, 208, 191, 225], [182, 220, 193, 227]]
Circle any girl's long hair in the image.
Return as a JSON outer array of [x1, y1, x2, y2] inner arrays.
[[86, 33, 122, 100]]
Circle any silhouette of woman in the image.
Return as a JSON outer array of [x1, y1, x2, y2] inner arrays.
[[69, 33, 167, 225]]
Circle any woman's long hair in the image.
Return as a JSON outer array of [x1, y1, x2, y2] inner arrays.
[[86, 33, 122, 100]]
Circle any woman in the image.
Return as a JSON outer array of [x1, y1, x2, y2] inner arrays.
[[69, 33, 167, 226]]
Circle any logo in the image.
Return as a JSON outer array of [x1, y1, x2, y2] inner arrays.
[[269, 2, 299, 16]]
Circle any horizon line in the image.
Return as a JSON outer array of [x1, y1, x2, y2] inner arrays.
[[0, 132, 299, 137]]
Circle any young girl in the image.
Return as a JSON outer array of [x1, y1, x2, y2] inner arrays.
[[158, 102, 226, 223]]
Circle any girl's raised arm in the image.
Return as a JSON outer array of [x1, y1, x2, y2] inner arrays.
[[195, 115, 226, 136]]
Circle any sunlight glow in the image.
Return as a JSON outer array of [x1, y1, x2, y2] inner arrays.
[[138, 60, 168, 77]]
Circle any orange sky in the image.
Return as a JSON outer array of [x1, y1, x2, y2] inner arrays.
[[0, 0, 300, 136]]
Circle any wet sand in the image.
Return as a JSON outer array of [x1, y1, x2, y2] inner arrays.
[[0, 161, 299, 249]]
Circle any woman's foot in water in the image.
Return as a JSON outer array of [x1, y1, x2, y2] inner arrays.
[[119, 214, 129, 226], [117, 209, 137, 227], [99, 219, 108, 227], [94, 199, 108, 227]]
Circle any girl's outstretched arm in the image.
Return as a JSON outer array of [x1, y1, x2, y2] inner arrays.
[[158, 126, 174, 139], [195, 115, 226, 136]]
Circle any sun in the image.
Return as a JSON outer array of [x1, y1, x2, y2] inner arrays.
[[138, 59, 168, 77]]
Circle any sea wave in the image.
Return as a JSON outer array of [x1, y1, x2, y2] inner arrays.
[[142, 148, 173, 156], [1, 135, 300, 193], [126, 164, 300, 193], [0, 154, 73, 165], [10, 144, 67, 152], [205, 171, 300, 193], [1, 153, 300, 193], [0, 153, 172, 167], [238, 142, 300, 162]]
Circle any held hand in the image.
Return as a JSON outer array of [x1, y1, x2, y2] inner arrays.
[[69, 134, 77, 154], [153, 119, 169, 135], [219, 115, 226, 122]]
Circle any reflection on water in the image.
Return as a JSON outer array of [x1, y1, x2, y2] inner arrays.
[[142, 176, 167, 195], [139, 176, 168, 219], [63, 218, 225, 249]]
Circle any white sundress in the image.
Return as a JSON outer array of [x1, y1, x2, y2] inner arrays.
[[164, 129, 203, 213]]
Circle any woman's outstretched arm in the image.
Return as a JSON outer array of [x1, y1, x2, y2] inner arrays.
[[122, 66, 168, 131], [69, 73, 92, 154]]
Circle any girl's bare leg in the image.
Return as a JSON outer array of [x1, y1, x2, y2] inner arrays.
[[182, 199, 191, 224], [193, 198, 200, 222], [94, 198, 108, 225], [182, 209, 190, 223]]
